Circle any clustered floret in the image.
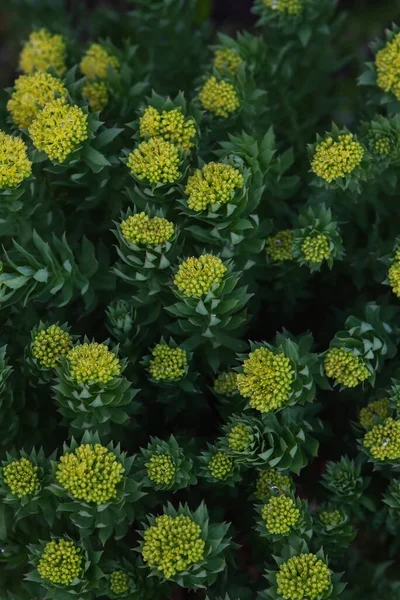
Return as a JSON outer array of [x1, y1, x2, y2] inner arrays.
[[214, 48, 243, 73], [319, 510, 342, 527], [146, 454, 176, 485], [324, 347, 370, 388], [174, 255, 226, 297], [263, 0, 303, 16], [359, 398, 390, 428], [214, 371, 238, 395], [363, 417, 400, 461], [311, 134, 364, 183], [148, 344, 187, 382], [80, 43, 120, 79], [67, 343, 121, 385], [82, 80, 109, 112], [140, 107, 196, 151], [208, 452, 233, 480], [199, 76, 240, 118], [31, 324, 72, 369], [142, 514, 205, 579], [236, 347, 294, 413], [110, 570, 130, 595], [3, 457, 39, 498], [185, 162, 244, 211], [376, 33, 400, 100], [37, 539, 83, 585], [374, 136, 392, 155], [301, 234, 330, 263], [127, 138, 181, 184], [0, 131, 32, 189], [276, 553, 331, 600], [388, 249, 400, 297], [19, 29, 67, 76], [120, 213, 174, 246], [56, 443, 124, 504], [255, 469, 293, 501], [227, 424, 251, 451], [266, 230, 294, 262], [262, 495, 300, 535]]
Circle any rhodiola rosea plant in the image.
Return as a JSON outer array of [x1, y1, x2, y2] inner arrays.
[[1, 0, 400, 599]]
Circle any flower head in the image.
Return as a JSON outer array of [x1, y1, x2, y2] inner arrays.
[[388, 249, 400, 297], [31, 324, 72, 369], [127, 138, 181, 184], [255, 469, 293, 501], [276, 554, 331, 600], [0, 131, 32, 189], [80, 43, 119, 79], [67, 343, 121, 385], [301, 234, 330, 263], [319, 510, 342, 527], [146, 454, 176, 485], [82, 80, 109, 112], [3, 457, 39, 498], [174, 254, 226, 297], [214, 48, 243, 73], [140, 107, 196, 151], [227, 424, 251, 451], [214, 371, 237, 395], [110, 570, 130, 595], [19, 29, 66, 76], [185, 162, 244, 211], [37, 539, 83, 585], [148, 344, 187, 382], [262, 495, 300, 535], [7, 72, 67, 128], [199, 76, 240, 118], [266, 230, 294, 262], [324, 347, 370, 388], [56, 443, 124, 504], [142, 514, 205, 579], [359, 398, 390, 428], [374, 136, 392, 155], [236, 347, 294, 413], [363, 417, 400, 461], [208, 452, 233, 480], [376, 33, 400, 101], [29, 98, 88, 164], [263, 0, 303, 16], [311, 134, 364, 183], [121, 213, 174, 246]]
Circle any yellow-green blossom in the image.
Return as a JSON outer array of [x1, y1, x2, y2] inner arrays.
[[374, 137, 392, 155], [389, 249, 400, 297], [31, 324, 72, 369], [140, 107, 196, 151], [56, 443, 124, 504], [37, 539, 83, 585], [324, 347, 370, 388], [359, 398, 390, 428], [0, 131, 32, 189], [121, 213, 174, 246], [276, 554, 331, 600], [208, 452, 233, 480], [227, 424, 251, 451], [264, 0, 303, 16], [185, 162, 244, 211], [110, 570, 130, 595], [127, 138, 180, 184], [80, 43, 120, 79], [363, 417, 400, 461], [266, 230, 294, 262], [29, 98, 88, 164], [3, 457, 39, 498], [146, 454, 176, 485], [19, 29, 67, 77], [148, 344, 187, 382], [255, 469, 293, 501], [319, 510, 342, 527], [214, 48, 243, 73], [142, 514, 205, 579], [301, 234, 330, 263], [174, 254, 226, 297], [376, 33, 400, 101], [199, 76, 240, 118], [236, 347, 294, 413], [311, 134, 364, 183], [67, 343, 121, 385], [262, 495, 300, 535], [7, 72, 67, 128], [83, 80, 109, 112], [214, 371, 237, 395]]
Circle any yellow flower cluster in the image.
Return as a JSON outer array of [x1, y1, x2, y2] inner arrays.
[[359, 398, 390, 428], [214, 371, 237, 395], [255, 469, 293, 501], [56, 443, 124, 504], [263, 0, 303, 16], [3, 457, 39, 498], [127, 138, 181, 184], [0, 131, 32, 189], [237, 347, 294, 413], [142, 514, 205, 579], [120, 212, 174, 247], [324, 347, 370, 388], [319, 510, 342, 527], [208, 452, 233, 480], [19, 29, 67, 77], [140, 107, 196, 151], [174, 254, 226, 297], [110, 570, 130, 595], [82, 80, 109, 112], [29, 98, 88, 164], [374, 137, 392, 155], [31, 324, 72, 369], [266, 230, 294, 262], [276, 554, 331, 600], [227, 424, 251, 451], [262, 495, 300, 535], [199, 76, 240, 118], [376, 33, 400, 100], [80, 43, 120, 79], [311, 134, 364, 183], [388, 249, 400, 297], [37, 539, 83, 585], [146, 454, 176, 485], [8, 72, 67, 128], [214, 48, 243, 73], [301, 234, 331, 263], [185, 162, 244, 211], [363, 417, 400, 461], [67, 343, 121, 385], [148, 344, 187, 382]]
